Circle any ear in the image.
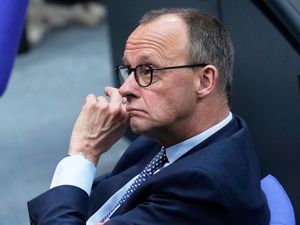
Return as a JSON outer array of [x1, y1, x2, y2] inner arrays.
[[195, 65, 218, 98]]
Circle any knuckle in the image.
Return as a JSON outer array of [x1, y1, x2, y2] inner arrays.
[[85, 93, 95, 102], [101, 102, 110, 111], [97, 96, 105, 101], [84, 94, 96, 105], [84, 100, 97, 109]]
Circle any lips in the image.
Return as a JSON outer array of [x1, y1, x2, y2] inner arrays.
[[126, 106, 146, 117], [126, 105, 138, 112]]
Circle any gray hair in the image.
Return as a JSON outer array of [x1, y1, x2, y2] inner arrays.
[[139, 8, 234, 101]]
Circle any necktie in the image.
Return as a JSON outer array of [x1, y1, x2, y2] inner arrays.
[[99, 147, 168, 222]]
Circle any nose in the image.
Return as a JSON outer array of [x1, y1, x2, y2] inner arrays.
[[118, 73, 140, 100]]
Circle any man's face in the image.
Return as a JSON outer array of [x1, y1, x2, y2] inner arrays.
[[119, 15, 199, 139]]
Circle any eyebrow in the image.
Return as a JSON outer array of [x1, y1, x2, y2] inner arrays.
[[122, 55, 153, 65]]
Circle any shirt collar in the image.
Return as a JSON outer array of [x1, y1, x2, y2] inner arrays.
[[165, 112, 233, 164]]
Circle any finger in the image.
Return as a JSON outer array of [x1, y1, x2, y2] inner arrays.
[[84, 93, 97, 104], [104, 86, 116, 97], [122, 97, 127, 104], [96, 96, 108, 104], [104, 87, 129, 121], [105, 87, 122, 106]]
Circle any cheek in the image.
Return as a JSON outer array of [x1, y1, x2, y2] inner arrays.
[[148, 98, 175, 120], [145, 86, 195, 122], [142, 70, 197, 120]]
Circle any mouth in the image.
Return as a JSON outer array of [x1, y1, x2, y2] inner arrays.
[[126, 106, 147, 117]]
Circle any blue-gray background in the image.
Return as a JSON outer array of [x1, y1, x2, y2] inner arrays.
[[0, 23, 130, 225]]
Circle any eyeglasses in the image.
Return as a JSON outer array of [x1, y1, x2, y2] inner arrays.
[[115, 63, 207, 87]]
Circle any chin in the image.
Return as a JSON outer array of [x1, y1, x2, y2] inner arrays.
[[129, 117, 151, 135], [129, 117, 163, 140], [129, 121, 144, 134]]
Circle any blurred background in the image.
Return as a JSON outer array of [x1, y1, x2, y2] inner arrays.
[[0, 0, 299, 224], [0, 0, 130, 224]]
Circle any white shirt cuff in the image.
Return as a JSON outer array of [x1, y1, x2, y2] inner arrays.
[[50, 154, 96, 195]]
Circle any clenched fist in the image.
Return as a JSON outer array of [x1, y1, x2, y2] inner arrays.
[[68, 87, 129, 165]]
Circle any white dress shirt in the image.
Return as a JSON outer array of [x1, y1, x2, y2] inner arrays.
[[50, 112, 233, 224]]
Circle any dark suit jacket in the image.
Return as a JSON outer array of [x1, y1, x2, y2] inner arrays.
[[28, 115, 270, 225]]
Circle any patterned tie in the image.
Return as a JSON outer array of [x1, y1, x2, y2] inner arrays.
[[99, 147, 168, 222]]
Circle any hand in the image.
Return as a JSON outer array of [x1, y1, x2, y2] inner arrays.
[[68, 87, 129, 165], [95, 221, 108, 225], [95, 219, 109, 225]]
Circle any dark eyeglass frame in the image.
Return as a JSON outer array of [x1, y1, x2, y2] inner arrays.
[[115, 63, 207, 87]]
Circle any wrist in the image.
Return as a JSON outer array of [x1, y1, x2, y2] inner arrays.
[[68, 151, 99, 166], [68, 140, 103, 166]]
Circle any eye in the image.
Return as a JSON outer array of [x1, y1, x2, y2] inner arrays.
[[142, 66, 151, 76], [136, 65, 151, 76]]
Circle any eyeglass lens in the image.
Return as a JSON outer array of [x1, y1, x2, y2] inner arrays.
[[118, 65, 152, 87]]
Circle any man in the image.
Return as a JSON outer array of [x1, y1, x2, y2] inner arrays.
[[28, 8, 270, 225]]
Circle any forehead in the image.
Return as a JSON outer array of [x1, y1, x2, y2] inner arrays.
[[123, 15, 188, 65]]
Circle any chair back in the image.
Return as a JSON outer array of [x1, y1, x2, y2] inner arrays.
[[261, 175, 296, 225], [0, 0, 28, 96]]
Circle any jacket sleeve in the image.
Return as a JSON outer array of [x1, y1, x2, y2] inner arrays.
[[28, 185, 89, 225]]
